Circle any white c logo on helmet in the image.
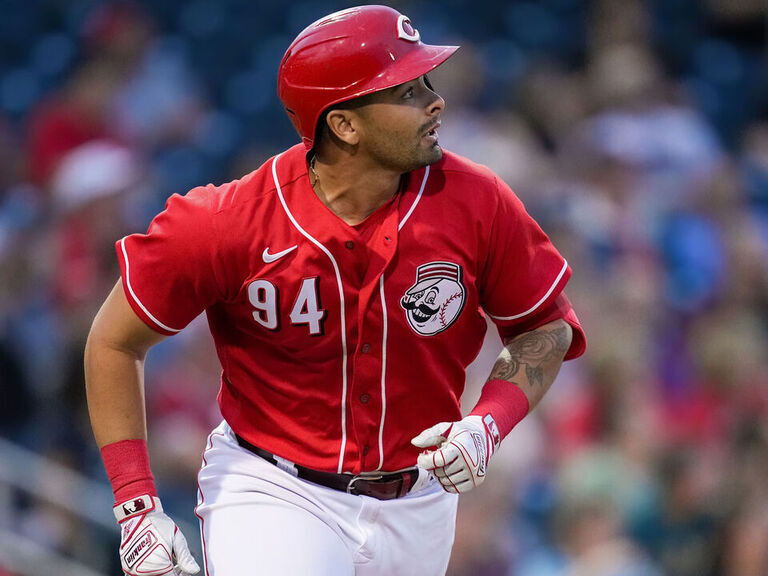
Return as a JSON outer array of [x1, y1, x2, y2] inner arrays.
[[397, 15, 421, 42]]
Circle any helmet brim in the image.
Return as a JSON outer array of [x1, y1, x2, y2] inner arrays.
[[329, 43, 460, 110]]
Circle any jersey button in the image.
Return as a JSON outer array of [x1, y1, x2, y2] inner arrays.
[[359, 393, 370, 404], [361, 343, 371, 354], [345, 241, 354, 250]]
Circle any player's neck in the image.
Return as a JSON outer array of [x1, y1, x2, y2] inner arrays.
[[309, 152, 402, 226]]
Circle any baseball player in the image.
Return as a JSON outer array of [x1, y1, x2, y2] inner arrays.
[[85, 5, 586, 575]]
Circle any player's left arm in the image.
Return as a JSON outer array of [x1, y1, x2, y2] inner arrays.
[[485, 317, 572, 412], [412, 319, 572, 494]]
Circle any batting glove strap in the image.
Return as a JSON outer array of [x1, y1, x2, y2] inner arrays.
[[114, 494, 159, 522], [482, 413, 501, 455], [411, 414, 498, 494], [114, 495, 200, 576]]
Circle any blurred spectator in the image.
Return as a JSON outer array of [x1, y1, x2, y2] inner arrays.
[[81, 0, 154, 72], [643, 449, 723, 576], [0, 115, 22, 192], [82, 1, 205, 151], [25, 57, 123, 190], [557, 498, 661, 576], [433, 42, 555, 195], [720, 413, 768, 576], [0, 335, 33, 439], [49, 139, 142, 317]]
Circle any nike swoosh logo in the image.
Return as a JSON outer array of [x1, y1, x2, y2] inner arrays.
[[262, 245, 298, 263]]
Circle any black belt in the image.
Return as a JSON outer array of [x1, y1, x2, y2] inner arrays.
[[235, 434, 418, 500]]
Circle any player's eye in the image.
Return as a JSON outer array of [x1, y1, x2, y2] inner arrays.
[[402, 86, 414, 99]]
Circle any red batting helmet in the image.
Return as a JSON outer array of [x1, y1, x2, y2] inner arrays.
[[278, 5, 459, 149]]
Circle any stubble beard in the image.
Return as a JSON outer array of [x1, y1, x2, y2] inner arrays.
[[369, 128, 444, 174], [397, 140, 444, 174], [425, 143, 444, 165]]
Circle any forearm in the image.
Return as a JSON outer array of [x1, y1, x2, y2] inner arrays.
[[469, 318, 572, 439], [84, 331, 148, 447], [415, 319, 574, 493], [84, 281, 163, 448], [87, 295, 200, 575], [488, 318, 572, 410]]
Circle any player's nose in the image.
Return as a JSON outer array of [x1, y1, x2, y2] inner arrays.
[[427, 92, 445, 116]]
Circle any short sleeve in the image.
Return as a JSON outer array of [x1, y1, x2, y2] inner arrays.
[[495, 293, 587, 360], [116, 186, 222, 335], [480, 177, 571, 331]]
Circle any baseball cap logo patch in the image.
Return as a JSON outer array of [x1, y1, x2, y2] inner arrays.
[[401, 262, 466, 336], [397, 15, 420, 42]]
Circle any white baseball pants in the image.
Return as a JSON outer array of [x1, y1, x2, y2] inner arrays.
[[195, 421, 459, 576]]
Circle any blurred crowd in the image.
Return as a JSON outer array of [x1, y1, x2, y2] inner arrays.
[[1, 1, 767, 575]]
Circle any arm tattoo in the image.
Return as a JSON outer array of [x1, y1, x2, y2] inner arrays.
[[489, 322, 571, 388]]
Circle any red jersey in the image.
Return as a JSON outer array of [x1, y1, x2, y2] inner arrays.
[[117, 144, 585, 474]]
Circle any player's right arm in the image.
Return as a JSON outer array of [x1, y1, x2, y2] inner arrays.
[[85, 279, 200, 576], [85, 279, 166, 448]]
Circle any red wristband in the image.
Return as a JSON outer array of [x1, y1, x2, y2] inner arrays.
[[100, 439, 157, 503], [469, 379, 530, 440]]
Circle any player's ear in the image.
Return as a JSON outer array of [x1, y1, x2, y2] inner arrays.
[[325, 109, 360, 146]]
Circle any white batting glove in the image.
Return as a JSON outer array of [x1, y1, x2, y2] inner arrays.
[[411, 414, 501, 494], [114, 494, 200, 576]]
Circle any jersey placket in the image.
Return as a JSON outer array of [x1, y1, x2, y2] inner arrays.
[[346, 204, 400, 473], [272, 151, 433, 474], [346, 167, 429, 473], [273, 153, 403, 474]]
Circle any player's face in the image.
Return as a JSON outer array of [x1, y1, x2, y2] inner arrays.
[[355, 76, 445, 172]]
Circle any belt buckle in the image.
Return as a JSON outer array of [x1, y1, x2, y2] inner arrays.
[[346, 473, 384, 494]]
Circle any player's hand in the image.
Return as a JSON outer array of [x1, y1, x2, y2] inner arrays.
[[411, 415, 500, 494], [114, 494, 200, 576]]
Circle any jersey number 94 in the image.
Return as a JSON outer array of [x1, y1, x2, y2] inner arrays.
[[248, 277, 327, 335]]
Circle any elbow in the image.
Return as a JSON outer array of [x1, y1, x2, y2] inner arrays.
[[83, 309, 149, 383], [550, 318, 573, 363], [542, 317, 572, 349], [560, 318, 573, 350]]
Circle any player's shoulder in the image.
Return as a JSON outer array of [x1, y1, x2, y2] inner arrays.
[[425, 150, 528, 219], [200, 149, 296, 214], [179, 144, 307, 217], [427, 150, 512, 207], [432, 150, 503, 189]]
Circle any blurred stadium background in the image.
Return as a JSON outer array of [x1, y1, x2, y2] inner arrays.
[[1, 0, 768, 574]]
